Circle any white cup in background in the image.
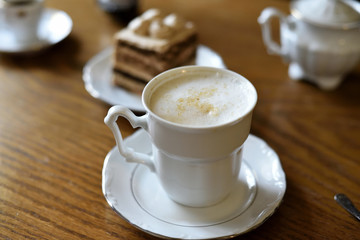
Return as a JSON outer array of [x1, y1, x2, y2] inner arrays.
[[0, 0, 44, 44]]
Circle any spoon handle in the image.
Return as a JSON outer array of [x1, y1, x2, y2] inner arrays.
[[334, 193, 360, 221]]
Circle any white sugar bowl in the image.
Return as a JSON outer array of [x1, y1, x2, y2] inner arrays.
[[258, 0, 360, 90]]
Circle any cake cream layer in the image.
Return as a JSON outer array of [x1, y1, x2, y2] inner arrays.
[[114, 23, 196, 54], [113, 70, 146, 95]]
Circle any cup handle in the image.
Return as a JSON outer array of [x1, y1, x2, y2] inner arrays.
[[104, 105, 155, 172], [258, 7, 288, 56]]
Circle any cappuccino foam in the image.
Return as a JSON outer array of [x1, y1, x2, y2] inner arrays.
[[149, 72, 256, 127]]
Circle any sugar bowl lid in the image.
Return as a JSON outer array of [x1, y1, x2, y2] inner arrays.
[[291, 0, 360, 29]]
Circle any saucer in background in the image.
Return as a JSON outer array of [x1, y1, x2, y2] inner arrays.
[[0, 8, 72, 54]]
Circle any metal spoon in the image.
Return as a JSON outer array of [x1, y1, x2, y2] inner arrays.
[[334, 193, 360, 221]]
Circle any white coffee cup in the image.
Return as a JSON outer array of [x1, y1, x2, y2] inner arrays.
[[104, 66, 257, 207], [0, 0, 44, 44]]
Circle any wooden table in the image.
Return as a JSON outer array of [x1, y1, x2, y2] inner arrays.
[[1, 0, 359, 239]]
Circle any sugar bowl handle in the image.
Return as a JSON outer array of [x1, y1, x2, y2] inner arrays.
[[104, 105, 155, 172], [258, 7, 288, 56]]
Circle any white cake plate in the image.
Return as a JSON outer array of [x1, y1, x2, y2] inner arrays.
[[83, 45, 227, 112]]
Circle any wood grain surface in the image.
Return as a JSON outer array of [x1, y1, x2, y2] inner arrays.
[[1, 0, 359, 239]]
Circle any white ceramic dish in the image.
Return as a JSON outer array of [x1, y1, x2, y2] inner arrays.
[[83, 45, 227, 112], [0, 8, 72, 54], [102, 129, 286, 239]]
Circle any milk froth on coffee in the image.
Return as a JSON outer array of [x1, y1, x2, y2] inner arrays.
[[149, 72, 255, 127]]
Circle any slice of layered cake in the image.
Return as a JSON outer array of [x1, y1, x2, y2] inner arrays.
[[113, 9, 198, 93]]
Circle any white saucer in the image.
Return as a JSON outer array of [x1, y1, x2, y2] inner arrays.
[[0, 8, 72, 54], [83, 45, 227, 112], [102, 130, 286, 239]]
